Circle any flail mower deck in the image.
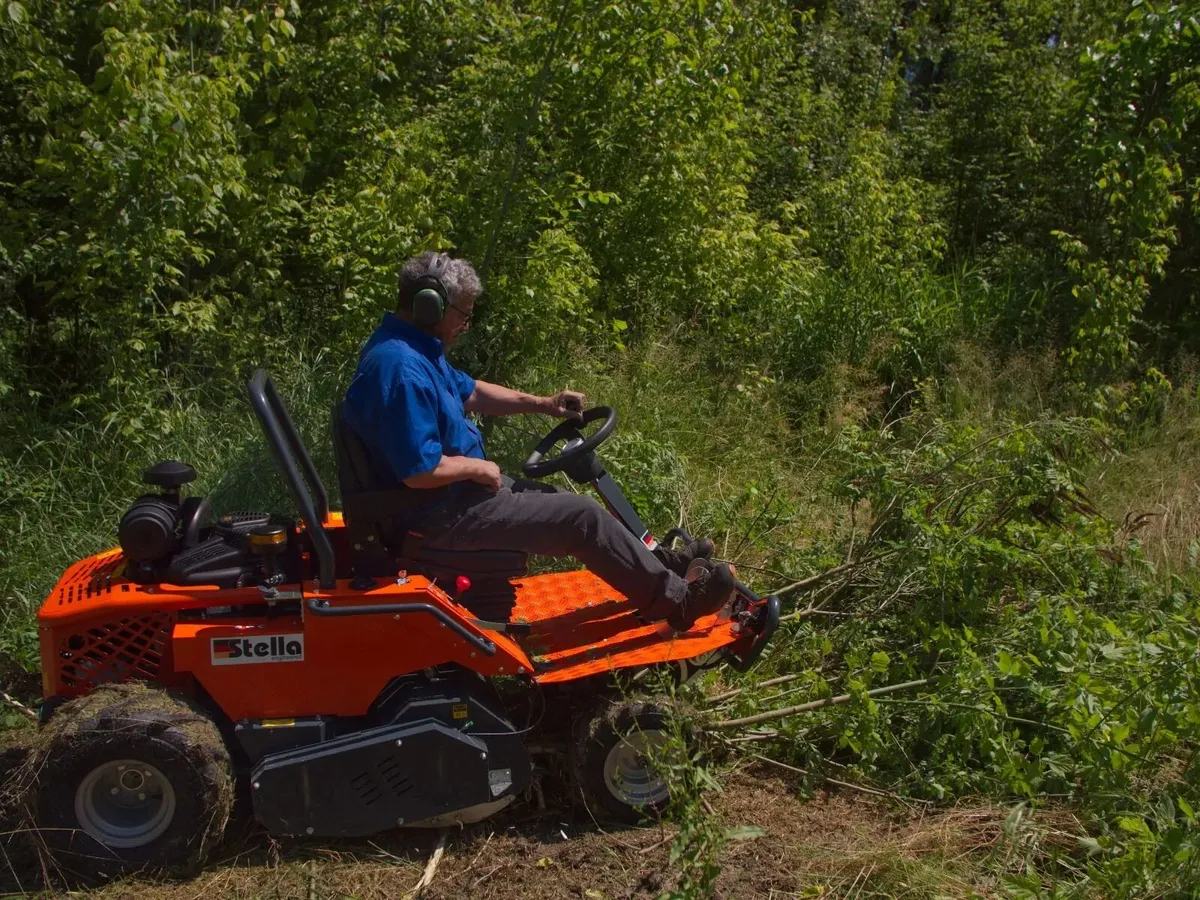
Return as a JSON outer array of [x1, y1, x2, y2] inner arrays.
[[29, 370, 779, 880]]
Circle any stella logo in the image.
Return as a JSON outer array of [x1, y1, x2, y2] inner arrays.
[[211, 634, 304, 666]]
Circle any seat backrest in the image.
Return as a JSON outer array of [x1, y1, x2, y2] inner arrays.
[[330, 402, 380, 501], [330, 402, 528, 587], [330, 403, 447, 528], [250, 369, 336, 586]]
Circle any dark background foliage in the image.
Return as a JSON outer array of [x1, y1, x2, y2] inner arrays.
[[2, 0, 1199, 894]]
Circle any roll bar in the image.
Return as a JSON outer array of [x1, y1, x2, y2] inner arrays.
[[247, 369, 336, 589]]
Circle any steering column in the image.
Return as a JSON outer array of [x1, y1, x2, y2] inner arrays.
[[521, 407, 659, 550]]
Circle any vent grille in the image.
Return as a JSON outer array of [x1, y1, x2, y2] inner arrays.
[[350, 756, 413, 808], [58, 615, 169, 688], [378, 756, 413, 797], [351, 771, 383, 806], [56, 552, 125, 606], [215, 512, 272, 539]]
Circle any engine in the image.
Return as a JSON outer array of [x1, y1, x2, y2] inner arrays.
[[118, 460, 297, 588]]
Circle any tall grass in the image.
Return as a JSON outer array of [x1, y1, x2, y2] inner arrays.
[[2, 306, 1198, 895], [1087, 377, 1200, 576], [0, 354, 354, 669]]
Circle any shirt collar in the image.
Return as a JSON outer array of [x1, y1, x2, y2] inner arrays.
[[380, 311, 443, 360]]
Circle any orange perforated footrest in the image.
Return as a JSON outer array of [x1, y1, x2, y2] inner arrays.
[[508, 571, 739, 683]]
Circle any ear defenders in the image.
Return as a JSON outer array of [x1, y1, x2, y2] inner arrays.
[[408, 252, 450, 328]]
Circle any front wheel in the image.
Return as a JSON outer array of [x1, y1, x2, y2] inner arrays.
[[33, 684, 233, 883], [569, 698, 686, 824]]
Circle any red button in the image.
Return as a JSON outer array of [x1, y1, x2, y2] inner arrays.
[[455, 575, 472, 595]]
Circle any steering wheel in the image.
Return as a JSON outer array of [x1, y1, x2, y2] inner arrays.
[[522, 407, 617, 479]]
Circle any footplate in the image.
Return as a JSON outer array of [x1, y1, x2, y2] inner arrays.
[[507, 571, 777, 683]]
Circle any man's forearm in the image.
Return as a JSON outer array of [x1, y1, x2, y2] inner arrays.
[[464, 380, 548, 416], [403, 455, 486, 489]]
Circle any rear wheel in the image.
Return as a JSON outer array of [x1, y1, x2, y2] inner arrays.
[[569, 698, 684, 823], [33, 683, 232, 883]]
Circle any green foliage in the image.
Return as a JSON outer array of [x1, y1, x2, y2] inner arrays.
[[2, 0, 1198, 418], [1, 0, 292, 400], [4, 0, 1200, 894], [712, 397, 1200, 895], [1058, 1, 1200, 382]]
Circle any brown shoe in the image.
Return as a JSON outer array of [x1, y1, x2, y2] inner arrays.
[[668, 561, 734, 631], [654, 537, 715, 576]]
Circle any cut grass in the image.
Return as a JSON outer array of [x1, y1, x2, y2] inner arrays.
[[1, 770, 1047, 899]]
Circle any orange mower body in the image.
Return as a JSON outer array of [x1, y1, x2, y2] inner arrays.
[[28, 370, 778, 880], [38, 526, 768, 722]]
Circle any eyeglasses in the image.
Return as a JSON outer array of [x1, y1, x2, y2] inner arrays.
[[447, 302, 473, 325]]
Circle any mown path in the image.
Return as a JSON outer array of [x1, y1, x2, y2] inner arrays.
[[2, 764, 1069, 899]]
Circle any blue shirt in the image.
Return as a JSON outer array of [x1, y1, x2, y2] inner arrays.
[[343, 313, 485, 493]]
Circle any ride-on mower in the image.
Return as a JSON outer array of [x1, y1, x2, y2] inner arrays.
[[28, 370, 779, 879]]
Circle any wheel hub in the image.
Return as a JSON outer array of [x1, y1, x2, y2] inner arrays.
[[75, 759, 176, 849], [602, 729, 670, 808], [118, 768, 146, 792]]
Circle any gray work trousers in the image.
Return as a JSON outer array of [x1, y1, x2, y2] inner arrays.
[[419, 477, 687, 613]]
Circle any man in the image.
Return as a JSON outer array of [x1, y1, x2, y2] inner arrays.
[[342, 251, 735, 630]]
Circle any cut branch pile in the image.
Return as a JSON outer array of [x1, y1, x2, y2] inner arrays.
[[711, 677, 940, 730]]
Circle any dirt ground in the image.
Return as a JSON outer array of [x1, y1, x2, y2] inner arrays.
[[0, 756, 1074, 900]]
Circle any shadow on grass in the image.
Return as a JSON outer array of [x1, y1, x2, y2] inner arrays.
[[0, 764, 630, 896]]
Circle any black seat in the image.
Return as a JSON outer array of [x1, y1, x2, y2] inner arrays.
[[330, 404, 528, 584]]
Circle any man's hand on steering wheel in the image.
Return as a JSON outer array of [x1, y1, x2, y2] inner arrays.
[[543, 390, 586, 420]]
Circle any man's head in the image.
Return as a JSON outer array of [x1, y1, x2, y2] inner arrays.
[[396, 251, 482, 350]]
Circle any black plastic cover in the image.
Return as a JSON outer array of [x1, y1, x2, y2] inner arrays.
[[372, 669, 532, 799], [143, 460, 196, 488], [162, 534, 254, 588], [234, 716, 330, 765], [118, 494, 180, 562], [251, 720, 492, 836]]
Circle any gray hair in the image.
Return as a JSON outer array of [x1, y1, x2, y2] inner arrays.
[[397, 251, 482, 310]]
